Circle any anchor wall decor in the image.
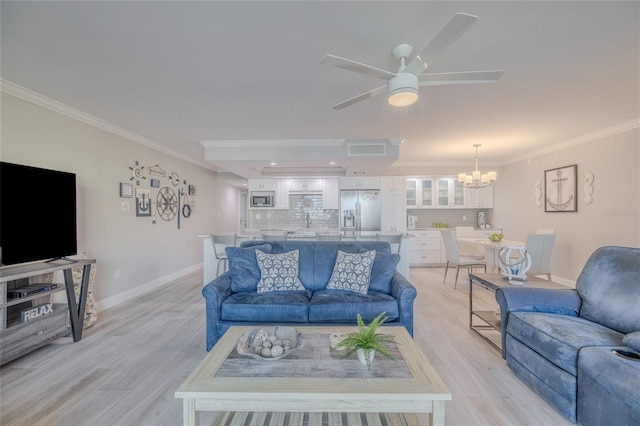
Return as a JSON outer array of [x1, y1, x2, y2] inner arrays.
[[544, 164, 577, 212]]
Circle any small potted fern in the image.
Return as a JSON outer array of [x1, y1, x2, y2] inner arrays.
[[336, 312, 394, 369]]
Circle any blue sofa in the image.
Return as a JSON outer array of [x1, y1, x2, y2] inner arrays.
[[495, 246, 640, 424], [202, 240, 417, 350]]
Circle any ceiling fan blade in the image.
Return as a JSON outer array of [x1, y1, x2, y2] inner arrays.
[[418, 70, 504, 85], [331, 85, 387, 110], [405, 13, 478, 76], [321, 54, 396, 81]]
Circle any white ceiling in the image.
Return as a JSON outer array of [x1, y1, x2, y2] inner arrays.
[[1, 1, 638, 182]]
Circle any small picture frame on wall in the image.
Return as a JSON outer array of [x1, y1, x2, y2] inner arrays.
[[119, 182, 133, 198], [136, 188, 152, 217], [188, 185, 196, 196], [545, 164, 577, 212], [150, 178, 160, 188]]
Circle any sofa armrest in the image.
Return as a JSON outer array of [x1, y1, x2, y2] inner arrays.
[[390, 272, 418, 337], [202, 272, 233, 350], [495, 287, 582, 359]]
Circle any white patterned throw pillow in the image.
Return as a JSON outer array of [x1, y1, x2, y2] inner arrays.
[[255, 250, 305, 294], [326, 250, 377, 295]]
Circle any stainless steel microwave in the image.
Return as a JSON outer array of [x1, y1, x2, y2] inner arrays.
[[250, 193, 275, 207]]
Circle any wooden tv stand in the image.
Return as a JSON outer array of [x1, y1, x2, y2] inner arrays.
[[0, 258, 96, 365]]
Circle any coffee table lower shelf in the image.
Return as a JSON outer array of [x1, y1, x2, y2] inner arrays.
[[213, 410, 419, 426]]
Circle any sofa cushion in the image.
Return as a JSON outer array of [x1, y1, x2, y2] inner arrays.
[[255, 249, 304, 294], [240, 240, 392, 291], [221, 291, 310, 323], [308, 289, 399, 322], [226, 244, 272, 292], [326, 250, 376, 294], [576, 246, 640, 334], [507, 311, 625, 376], [368, 252, 401, 293], [623, 331, 640, 352]]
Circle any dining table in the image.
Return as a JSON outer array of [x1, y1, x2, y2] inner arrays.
[[456, 237, 526, 273]]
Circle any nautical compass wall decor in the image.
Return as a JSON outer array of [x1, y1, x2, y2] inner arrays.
[[157, 186, 178, 221], [545, 164, 577, 212]]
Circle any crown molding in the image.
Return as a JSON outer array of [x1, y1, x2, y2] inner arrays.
[[504, 118, 640, 164], [393, 118, 640, 168], [1, 79, 217, 171]]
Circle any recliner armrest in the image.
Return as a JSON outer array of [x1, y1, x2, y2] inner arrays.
[[390, 272, 417, 337], [495, 287, 582, 359]]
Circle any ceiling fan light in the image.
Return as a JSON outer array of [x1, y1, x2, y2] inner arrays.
[[387, 73, 419, 107], [388, 90, 418, 107]]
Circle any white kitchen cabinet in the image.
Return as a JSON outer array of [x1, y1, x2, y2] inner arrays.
[[465, 185, 494, 208], [339, 176, 380, 190], [248, 179, 275, 191], [409, 230, 444, 266], [322, 178, 339, 210], [381, 193, 407, 233], [435, 177, 466, 209], [274, 179, 290, 209], [380, 176, 406, 196], [406, 178, 435, 208], [288, 178, 323, 192], [381, 176, 407, 233]]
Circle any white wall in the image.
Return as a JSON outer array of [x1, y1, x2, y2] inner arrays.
[[494, 127, 639, 281], [1, 92, 239, 307]]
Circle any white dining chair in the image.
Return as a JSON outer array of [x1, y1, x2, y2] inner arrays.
[[455, 226, 484, 259], [525, 233, 556, 280], [376, 233, 403, 254], [211, 234, 237, 277], [441, 230, 487, 288]]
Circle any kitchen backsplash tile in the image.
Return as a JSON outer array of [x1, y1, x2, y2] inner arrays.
[[250, 194, 339, 230], [407, 208, 495, 229]]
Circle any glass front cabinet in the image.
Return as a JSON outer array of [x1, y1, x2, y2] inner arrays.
[[407, 177, 466, 209]]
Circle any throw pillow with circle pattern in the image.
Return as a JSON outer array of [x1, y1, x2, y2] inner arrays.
[[256, 249, 305, 294], [326, 249, 377, 295]]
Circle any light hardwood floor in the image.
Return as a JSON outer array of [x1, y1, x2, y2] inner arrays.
[[0, 267, 571, 426]]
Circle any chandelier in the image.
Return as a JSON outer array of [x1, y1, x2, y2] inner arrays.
[[458, 144, 497, 189]]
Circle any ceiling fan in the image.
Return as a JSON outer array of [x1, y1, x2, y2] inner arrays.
[[321, 13, 504, 111]]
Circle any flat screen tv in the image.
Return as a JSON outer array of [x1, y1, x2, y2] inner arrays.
[[0, 162, 77, 266]]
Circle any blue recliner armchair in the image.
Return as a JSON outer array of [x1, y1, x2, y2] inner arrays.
[[495, 246, 640, 424]]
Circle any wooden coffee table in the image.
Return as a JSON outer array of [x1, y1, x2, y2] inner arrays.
[[175, 326, 451, 426]]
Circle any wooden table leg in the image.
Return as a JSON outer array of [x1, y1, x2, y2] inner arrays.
[[430, 401, 445, 426], [182, 398, 198, 426]]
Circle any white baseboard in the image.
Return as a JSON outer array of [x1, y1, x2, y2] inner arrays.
[[95, 262, 203, 311]]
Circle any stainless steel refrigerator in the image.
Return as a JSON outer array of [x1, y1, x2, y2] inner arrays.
[[340, 190, 381, 234]]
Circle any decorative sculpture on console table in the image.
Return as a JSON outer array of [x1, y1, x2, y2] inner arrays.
[[498, 246, 531, 282]]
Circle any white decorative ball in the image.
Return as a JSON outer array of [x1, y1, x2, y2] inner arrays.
[[282, 339, 291, 347], [262, 340, 272, 349], [268, 334, 278, 343], [270, 345, 284, 357], [256, 330, 269, 341], [260, 347, 272, 358]]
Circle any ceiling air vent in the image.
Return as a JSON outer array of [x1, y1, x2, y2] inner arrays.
[[347, 143, 386, 157]]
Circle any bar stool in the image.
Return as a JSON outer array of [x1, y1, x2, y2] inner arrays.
[[211, 234, 237, 277]]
